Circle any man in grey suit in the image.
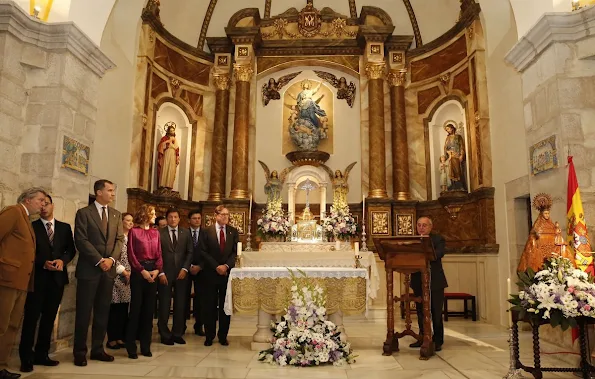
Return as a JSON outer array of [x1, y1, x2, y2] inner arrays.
[[73, 180, 124, 366], [158, 208, 193, 345]]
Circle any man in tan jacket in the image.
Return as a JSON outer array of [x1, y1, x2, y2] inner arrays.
[[0, 187, 47, 379]]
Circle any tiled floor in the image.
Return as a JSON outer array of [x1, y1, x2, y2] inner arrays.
[[10, 314, 583, 379]]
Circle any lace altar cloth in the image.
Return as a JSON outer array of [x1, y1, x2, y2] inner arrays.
[[224, 267, 368, 316]]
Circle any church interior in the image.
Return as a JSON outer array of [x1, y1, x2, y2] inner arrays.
[[2, 0, 595, 378]]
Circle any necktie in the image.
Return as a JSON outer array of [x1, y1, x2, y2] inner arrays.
[[101, 206, 108, 235], [219, 227, 225, 254], [46, 222, 54, 245], [193, 230, 198, 247], [171, 229, 178, 247]]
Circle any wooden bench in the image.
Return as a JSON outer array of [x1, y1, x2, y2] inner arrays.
[[443, 292, 476, 321]]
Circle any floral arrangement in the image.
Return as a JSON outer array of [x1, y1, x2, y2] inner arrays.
[[257, 207, 291, 237], [322, 205, 358, 240], [258, 270, 356, 367], [509, 255, 595, 330]]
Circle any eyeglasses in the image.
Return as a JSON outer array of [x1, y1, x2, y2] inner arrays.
[[218, 213, 230, 217]]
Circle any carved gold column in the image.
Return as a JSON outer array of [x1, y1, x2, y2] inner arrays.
[[388, 69, 409, 200], [229, 63, 253, 199], [366, 62, 388, 199], [207, 73, 231, 201]]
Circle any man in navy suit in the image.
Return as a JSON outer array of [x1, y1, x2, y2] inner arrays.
[[19, 194, 76, 372]]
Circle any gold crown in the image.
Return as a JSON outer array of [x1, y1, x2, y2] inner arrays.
[[164, 121, 177, 133], [532, 193, 553, 212]]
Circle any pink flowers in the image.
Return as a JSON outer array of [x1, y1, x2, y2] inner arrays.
[[585, 305, 592, 311], [568, 287, 575, 293]]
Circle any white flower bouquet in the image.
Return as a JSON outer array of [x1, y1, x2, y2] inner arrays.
[[257, 207, 290, 237], [509, 255, 595, 330], [322, 205, 358, 240], [258, 269, 356, 367]]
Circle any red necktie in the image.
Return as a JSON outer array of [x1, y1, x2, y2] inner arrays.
[[219, 227, 225, 254]]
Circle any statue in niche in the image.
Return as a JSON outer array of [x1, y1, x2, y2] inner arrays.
[[156, 121, 180, 189], [439, 155, 450, 193], [261, 72, 302, 106], [258, 160, 294, 212], [321, 162, 357, 211], [314, 70, 357, 107], [287, 79, 327, 151], [442, 121, 467, 192], [517, 193, 575, 272]]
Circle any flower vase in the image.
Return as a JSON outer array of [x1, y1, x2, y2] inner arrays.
[[264, 234, 285, 242]]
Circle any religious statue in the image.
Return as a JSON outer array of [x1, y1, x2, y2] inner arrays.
[[314, 70, 357, 107], [258, 160, 294, 212], [442, 122, 467, 192], [517, 193, 575, 272], [261, 72, 301, 106], [321, 162, 357, 212], [156, 121, 180, 189], [287, 79, 328, 151], [439, 155, 450, 193]]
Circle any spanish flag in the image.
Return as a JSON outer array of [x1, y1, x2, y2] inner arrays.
[[567, 156, 593, 343]]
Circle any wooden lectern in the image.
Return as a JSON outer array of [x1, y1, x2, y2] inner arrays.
[[374, 236, 436, 359]]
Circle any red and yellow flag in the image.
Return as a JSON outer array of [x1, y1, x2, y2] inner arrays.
[[567, 156, 593, 275]]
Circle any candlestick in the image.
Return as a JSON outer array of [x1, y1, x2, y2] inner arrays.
[[362, 194, 366, 223], [249, 194, 253, 220], [245, 223, 253, 251], [507, 278, 512, 328]]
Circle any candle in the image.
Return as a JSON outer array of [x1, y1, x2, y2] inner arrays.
[[249, 194, 253, 221], [354, 242, 359, 254], [237, 242, 242, 255], [507, 278, 512, 328], [362, 194, 366, 223], [335, 240, 341, 250]]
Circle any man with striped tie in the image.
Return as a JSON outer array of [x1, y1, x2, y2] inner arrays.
[[19, 194, 75, 373], [187, 210, 204, 336]]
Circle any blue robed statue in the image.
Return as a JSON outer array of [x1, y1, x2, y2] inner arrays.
[[286, 79, 328, 151]]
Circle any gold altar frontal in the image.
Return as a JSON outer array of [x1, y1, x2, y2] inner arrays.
[[230, 276, 367, 316]]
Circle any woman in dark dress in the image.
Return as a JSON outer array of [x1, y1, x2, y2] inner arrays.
[[125, 204, 163, 359]]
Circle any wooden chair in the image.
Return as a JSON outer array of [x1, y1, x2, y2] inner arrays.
[[443, 292, 476, 321]]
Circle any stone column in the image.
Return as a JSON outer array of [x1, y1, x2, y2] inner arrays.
[[388, 69, 410, 200], [207, 73, 231, 201], [365, 62, 388, 199], [229, 63, 253, 199]]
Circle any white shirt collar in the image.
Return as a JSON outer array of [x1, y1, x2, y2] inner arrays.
[[168, 226, 178, 232], [190, 227, 200, 233], [20, 203, 29, 216], [41, 217, 55, 227], [215, 222, 225, 231], [94, 201, 108, 215]]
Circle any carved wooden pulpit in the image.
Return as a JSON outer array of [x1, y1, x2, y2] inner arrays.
[[374, 236, 436, 359]]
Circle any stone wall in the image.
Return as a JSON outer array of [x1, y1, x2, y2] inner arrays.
[[506, 5, 595, 362], [0, 0, 113, 352]]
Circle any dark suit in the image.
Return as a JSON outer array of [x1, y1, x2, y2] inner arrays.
[[73, 203, 124, 357], [198, 224, 238, 341], [410, 232, 448, 346], [158, 227, 192, 339], [20, 219, 75, 363], [187, 227, 204, 333]]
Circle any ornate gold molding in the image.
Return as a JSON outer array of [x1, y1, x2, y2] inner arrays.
[[365, 62, 386, 80], [233, 64, 254, 82], [213, 73, 232, 90], [387, 69, 407, 87]]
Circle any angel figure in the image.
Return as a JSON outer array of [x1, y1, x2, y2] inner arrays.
[[314, 70, 357, 107], [262, 72, 302, 106], [258, 160, 295, 211], [321, 162, 357, 211]]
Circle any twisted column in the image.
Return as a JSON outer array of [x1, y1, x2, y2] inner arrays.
[[229, 64, 253, 199], [208, 73, 231, 201], [388, 69, 410, 200], [365, 62, 388, 199]]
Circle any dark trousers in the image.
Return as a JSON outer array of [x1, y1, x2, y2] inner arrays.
[[126, 270, 157, 354], [107, 303, 129, 343], [19, 273, 64, 362], [202, 274, 230, 341], [188, 274, 203, 332], [414, 288, 445, 346], [158, 277, 188, 339], [73, 273, 114, 357]]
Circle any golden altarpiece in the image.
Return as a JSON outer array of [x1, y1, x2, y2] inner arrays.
[[127, 0, 497, 325]]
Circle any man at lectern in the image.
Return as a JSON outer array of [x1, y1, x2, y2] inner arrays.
[[409, 216, 447, 352]]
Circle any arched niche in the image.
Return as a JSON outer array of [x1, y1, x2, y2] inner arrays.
[[427, 99, 470, 200], [286, 165, 329, 222], [153, 101, 193, 199]]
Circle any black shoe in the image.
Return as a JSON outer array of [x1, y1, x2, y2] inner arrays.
[[435, 344, 442, 352], [90, 352, 114, 362], [219, 338, 229, 346], [141, 351, 152, 357], [0, 369, 22, 379], [19, 361, 33, 373], [73, 356, 87, 367], [34, 356, 59, 366], [161, 337, 174, 346], [128, 353, 138, 359], [195, 328, 205, 336], [409, 341, 422, 348], [204, 339, 213, 346], [172, 336, 186, 345], [106, 342, 120, 350]]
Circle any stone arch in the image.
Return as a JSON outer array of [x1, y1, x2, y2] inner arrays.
[[286, 165, 330, 219]]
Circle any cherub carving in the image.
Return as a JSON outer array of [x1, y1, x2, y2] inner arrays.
[[321, 162, 357, 211], [258, 160, 295, 211], [314, 70, 357, 107], [262, 72, 302, 106]]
